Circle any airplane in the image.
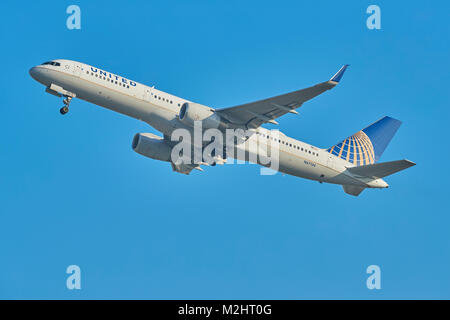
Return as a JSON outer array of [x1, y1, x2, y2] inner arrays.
[[29, 59, 415, 196]]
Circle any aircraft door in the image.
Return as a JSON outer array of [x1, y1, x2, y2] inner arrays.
[[326, 155, 334, 170], [143, 88, 152, 102], [72, 64, 82, 77]]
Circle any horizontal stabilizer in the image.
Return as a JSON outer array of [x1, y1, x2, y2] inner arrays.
[[346, 159, 416, 179]]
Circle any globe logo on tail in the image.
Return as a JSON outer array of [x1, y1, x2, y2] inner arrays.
[[327, 130, 375, 166]]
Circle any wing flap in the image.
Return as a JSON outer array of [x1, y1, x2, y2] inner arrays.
[[171, 162, 203, 175], [342, 185, 365, 196]]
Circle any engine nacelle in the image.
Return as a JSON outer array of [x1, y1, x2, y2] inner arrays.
[[179, 102, 222, 129], [132, 133, 172, 162]]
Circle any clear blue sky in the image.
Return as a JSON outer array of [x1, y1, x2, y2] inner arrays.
[[0, 0, 449, 299]]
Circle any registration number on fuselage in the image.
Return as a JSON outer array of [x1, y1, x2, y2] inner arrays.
[[304, 160, 316, 167]]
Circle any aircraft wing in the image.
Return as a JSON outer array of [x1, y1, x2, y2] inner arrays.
[[216, 65, 349, 129]]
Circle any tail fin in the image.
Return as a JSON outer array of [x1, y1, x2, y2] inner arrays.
[[327, 116, 402, 166]]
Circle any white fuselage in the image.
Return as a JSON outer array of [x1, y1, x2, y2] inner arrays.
[[29, 59, 388, 189]]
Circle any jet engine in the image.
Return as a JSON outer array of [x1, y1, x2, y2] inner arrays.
[[178, 102, 222, 129], [132, 133, 172, 162]]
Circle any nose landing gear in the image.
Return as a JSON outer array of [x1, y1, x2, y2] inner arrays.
[[59, 96, 72, 115], [60, 106, 69, 115], [45, 84, 75, 115]]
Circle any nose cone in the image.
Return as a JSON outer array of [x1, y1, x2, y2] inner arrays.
[[29, 66, 43, 82], [29, 67, 37, 79], [29, 66, 50, 86]]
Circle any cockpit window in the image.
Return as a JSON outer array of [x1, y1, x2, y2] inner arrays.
[[42, 61, 61, 66]]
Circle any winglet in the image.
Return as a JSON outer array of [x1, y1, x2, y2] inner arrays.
[[329, 64, 349, 83]]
